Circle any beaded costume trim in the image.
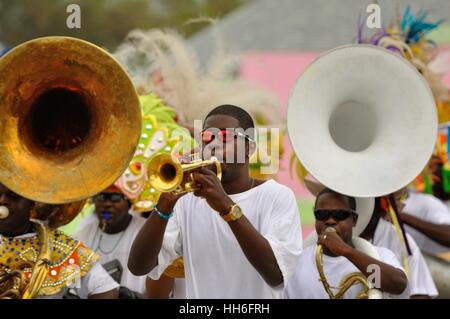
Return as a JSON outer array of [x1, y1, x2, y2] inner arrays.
[[0, 229, 99, 296]]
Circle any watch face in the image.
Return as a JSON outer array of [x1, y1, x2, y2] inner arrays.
[[231, 205, 243, 219], [222, 204, 243, 222]]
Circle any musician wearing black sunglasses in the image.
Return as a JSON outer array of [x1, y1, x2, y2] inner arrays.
[[129, 104, 302, 298], [285, 188, 408, 299], [74, 184, 150, 298], [92, 187, 131, 234]]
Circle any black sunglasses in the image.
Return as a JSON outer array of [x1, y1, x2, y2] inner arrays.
[[314, 209, 356, 221], [94, 193, 125, 203]]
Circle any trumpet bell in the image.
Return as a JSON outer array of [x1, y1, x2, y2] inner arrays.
[[0, 37, 141, 204], [148, 153, 222, 194], [288, 45, 437, 197], [148, 153, 184, 192]]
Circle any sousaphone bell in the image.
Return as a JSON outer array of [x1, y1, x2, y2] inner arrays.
[[0, 36, 142, 223]]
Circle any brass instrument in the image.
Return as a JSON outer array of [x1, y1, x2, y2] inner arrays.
[[0, 36, 141, 298], [148, 153, 222, 194], [31, 200, 88, 229], [0, 36, 141, 205], [288, 45, 438, 299], [287, 45, 437, 198], [315, 227, 370, 299]]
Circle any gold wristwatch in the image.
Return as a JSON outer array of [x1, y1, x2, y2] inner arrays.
[[221, 204, 243, 222]]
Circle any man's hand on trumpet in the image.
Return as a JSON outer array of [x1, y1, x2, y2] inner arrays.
[[154, 155, 193, 214], [191, 168, 234, 216], [156, 192, 186, 215]]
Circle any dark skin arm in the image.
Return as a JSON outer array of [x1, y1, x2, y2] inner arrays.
[[318, 231, 408, 295], [146, 275, 174, 299], [399, 212, 450, 248], [128, 192, 180, 276], [88, 288, 119, 299], [192, 168, 283, 287], [410, 294, 432, 299]]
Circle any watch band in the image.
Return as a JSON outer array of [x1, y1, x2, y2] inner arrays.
[[222, 210, 234, 222], [221, 203, 243, 222]]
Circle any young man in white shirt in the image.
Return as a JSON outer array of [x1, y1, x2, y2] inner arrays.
[[403, 155, 450, 253], [75, 185, 148, 298], [401, 189, 450, 255], [285, 188, 407, 299], [360, 197, 438, 298], [129, 104, 302, 298]]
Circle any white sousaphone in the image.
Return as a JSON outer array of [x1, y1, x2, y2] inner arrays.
[[287, 44, 438, 299]]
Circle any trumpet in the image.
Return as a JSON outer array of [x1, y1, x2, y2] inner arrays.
[[315, 227, 370, 299], [148, 153, 222, 194]]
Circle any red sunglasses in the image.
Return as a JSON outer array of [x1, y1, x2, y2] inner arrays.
[[201, 129, 252, 144]]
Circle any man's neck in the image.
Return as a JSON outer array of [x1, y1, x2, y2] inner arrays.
[[222, 171, 253, 195], [102, 213, 132, 234], [433, 187, 450, 201]]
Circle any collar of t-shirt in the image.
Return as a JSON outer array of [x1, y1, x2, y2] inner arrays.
[[227, 179, 273, 202]]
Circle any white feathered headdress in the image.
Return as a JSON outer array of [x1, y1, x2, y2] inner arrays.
[[113, 28, 283, 129]]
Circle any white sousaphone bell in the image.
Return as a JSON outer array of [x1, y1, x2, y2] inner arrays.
[[288, 44, 437, 198], [287, 44, 438, 298]]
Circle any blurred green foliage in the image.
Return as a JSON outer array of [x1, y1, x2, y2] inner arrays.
[[0, 0, 245, 49]]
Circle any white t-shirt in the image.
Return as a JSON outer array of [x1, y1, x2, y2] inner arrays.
[[74, 214, 147, 294], [149, 179, 303, 299], [285, 245, 404, 299], [403, 192, 450, 255], [444, 200, 450, 212], [172, 279, 186, 299], [73, 262, 120, 298], [372, 219, 438, 298]]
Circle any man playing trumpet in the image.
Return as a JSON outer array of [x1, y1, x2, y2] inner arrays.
[[128, 104, 302, 298], [285, 188, 408, 299]]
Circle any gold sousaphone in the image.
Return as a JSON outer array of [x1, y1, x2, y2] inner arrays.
[[0, 36, 142, 207], [0, 36, 142, 298]]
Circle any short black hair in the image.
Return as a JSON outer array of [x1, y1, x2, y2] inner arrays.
[[315, 188, 356, 211], [205, 104, 255, 139]]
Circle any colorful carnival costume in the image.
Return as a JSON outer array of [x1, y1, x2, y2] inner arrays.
[[357, 7, 450, 194], [0, 220, 114, 299]]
